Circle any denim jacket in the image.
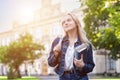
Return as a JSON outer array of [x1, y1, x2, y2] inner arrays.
[[48, 36, 95, 78]]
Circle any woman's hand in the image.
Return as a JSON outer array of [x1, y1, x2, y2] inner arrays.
[[74, 54, 85, 68], [53, 38, 62, 57]]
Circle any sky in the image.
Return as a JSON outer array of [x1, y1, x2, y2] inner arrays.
[[0, 0, 80, 33]]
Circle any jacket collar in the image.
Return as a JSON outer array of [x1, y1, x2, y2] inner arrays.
[[62, 35, 69, 42], [62, 35, 82, 45]]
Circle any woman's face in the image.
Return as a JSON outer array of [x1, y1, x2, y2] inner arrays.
[[61, 14, 77, 32]]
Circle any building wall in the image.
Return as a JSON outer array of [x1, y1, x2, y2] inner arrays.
[[116, 59, 120, 73], [93, 51, 106, 74]]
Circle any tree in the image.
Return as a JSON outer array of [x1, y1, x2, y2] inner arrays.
[[0, 46, 8, 75], [80, 0, 109, 47], [0, 33, 44, 79], [98, 1, 120, 60], [80, 0, 120, 59]]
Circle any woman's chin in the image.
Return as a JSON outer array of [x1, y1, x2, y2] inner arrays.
[[64, 28, 74, 33]]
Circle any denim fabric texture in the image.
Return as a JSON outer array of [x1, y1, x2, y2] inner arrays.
[[48, 36, 95, 80]]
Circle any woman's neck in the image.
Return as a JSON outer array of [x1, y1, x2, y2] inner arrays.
[[67, 30, 78, 46]]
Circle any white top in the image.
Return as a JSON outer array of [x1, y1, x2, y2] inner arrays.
[[64, 45, 75, 70]]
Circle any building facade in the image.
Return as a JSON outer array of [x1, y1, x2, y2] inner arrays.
[[0, 0, 120, 76]]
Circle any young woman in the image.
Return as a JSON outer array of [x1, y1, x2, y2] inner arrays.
[[48, 12, 95, 80]]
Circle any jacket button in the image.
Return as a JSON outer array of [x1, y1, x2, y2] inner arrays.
[[77, 76, 80, 78]]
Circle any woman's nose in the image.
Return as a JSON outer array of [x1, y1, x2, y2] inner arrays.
[[64, 21, 68, 26]]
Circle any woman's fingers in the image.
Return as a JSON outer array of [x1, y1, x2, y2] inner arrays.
[[80, 54, 83, 61], [74, 58, 79, 66], [74, 54, 85, 68]]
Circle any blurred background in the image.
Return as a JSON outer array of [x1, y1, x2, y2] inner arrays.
[[0, 0, 120, 79]]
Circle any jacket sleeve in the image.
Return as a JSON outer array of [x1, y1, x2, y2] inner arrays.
[[48, 37, 60, 67], [79, 43, 95, 74]]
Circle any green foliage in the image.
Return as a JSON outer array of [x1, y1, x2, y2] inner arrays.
[[81, 0, 109, 47], [98, 1, 120, 60], [80, 0, 120, 60], [0, 33, 44, 79], [98, 27, 120, 60], [0, 46, 8, 63], [0, 76, 39, 80]]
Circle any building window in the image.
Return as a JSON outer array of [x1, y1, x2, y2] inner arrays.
[[108, 57, 116, 70], [0, 38, 1, 46], [29, 29, 33, 35], [35, 29, 42, 40], [6, 38, 10, 45], [2, 39, 5, 46], [14, 33, 19, 40], [44, 44, 50, 53], [53, 26, 63, 36]]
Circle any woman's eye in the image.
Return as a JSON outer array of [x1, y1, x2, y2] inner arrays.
[[62, 18, 72, 25], [67, 19, 71, 22]]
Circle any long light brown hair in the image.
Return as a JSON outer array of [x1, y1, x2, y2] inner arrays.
[[62, 12, 90, 44]]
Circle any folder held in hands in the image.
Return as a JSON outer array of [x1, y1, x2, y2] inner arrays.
[[74, 43, 88, 59]]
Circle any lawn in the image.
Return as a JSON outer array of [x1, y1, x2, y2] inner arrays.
[[90, 78, 120, 80], [0, 76, 39, 80], [91, 77, 120, 80], [90, 75, 120, 80]]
